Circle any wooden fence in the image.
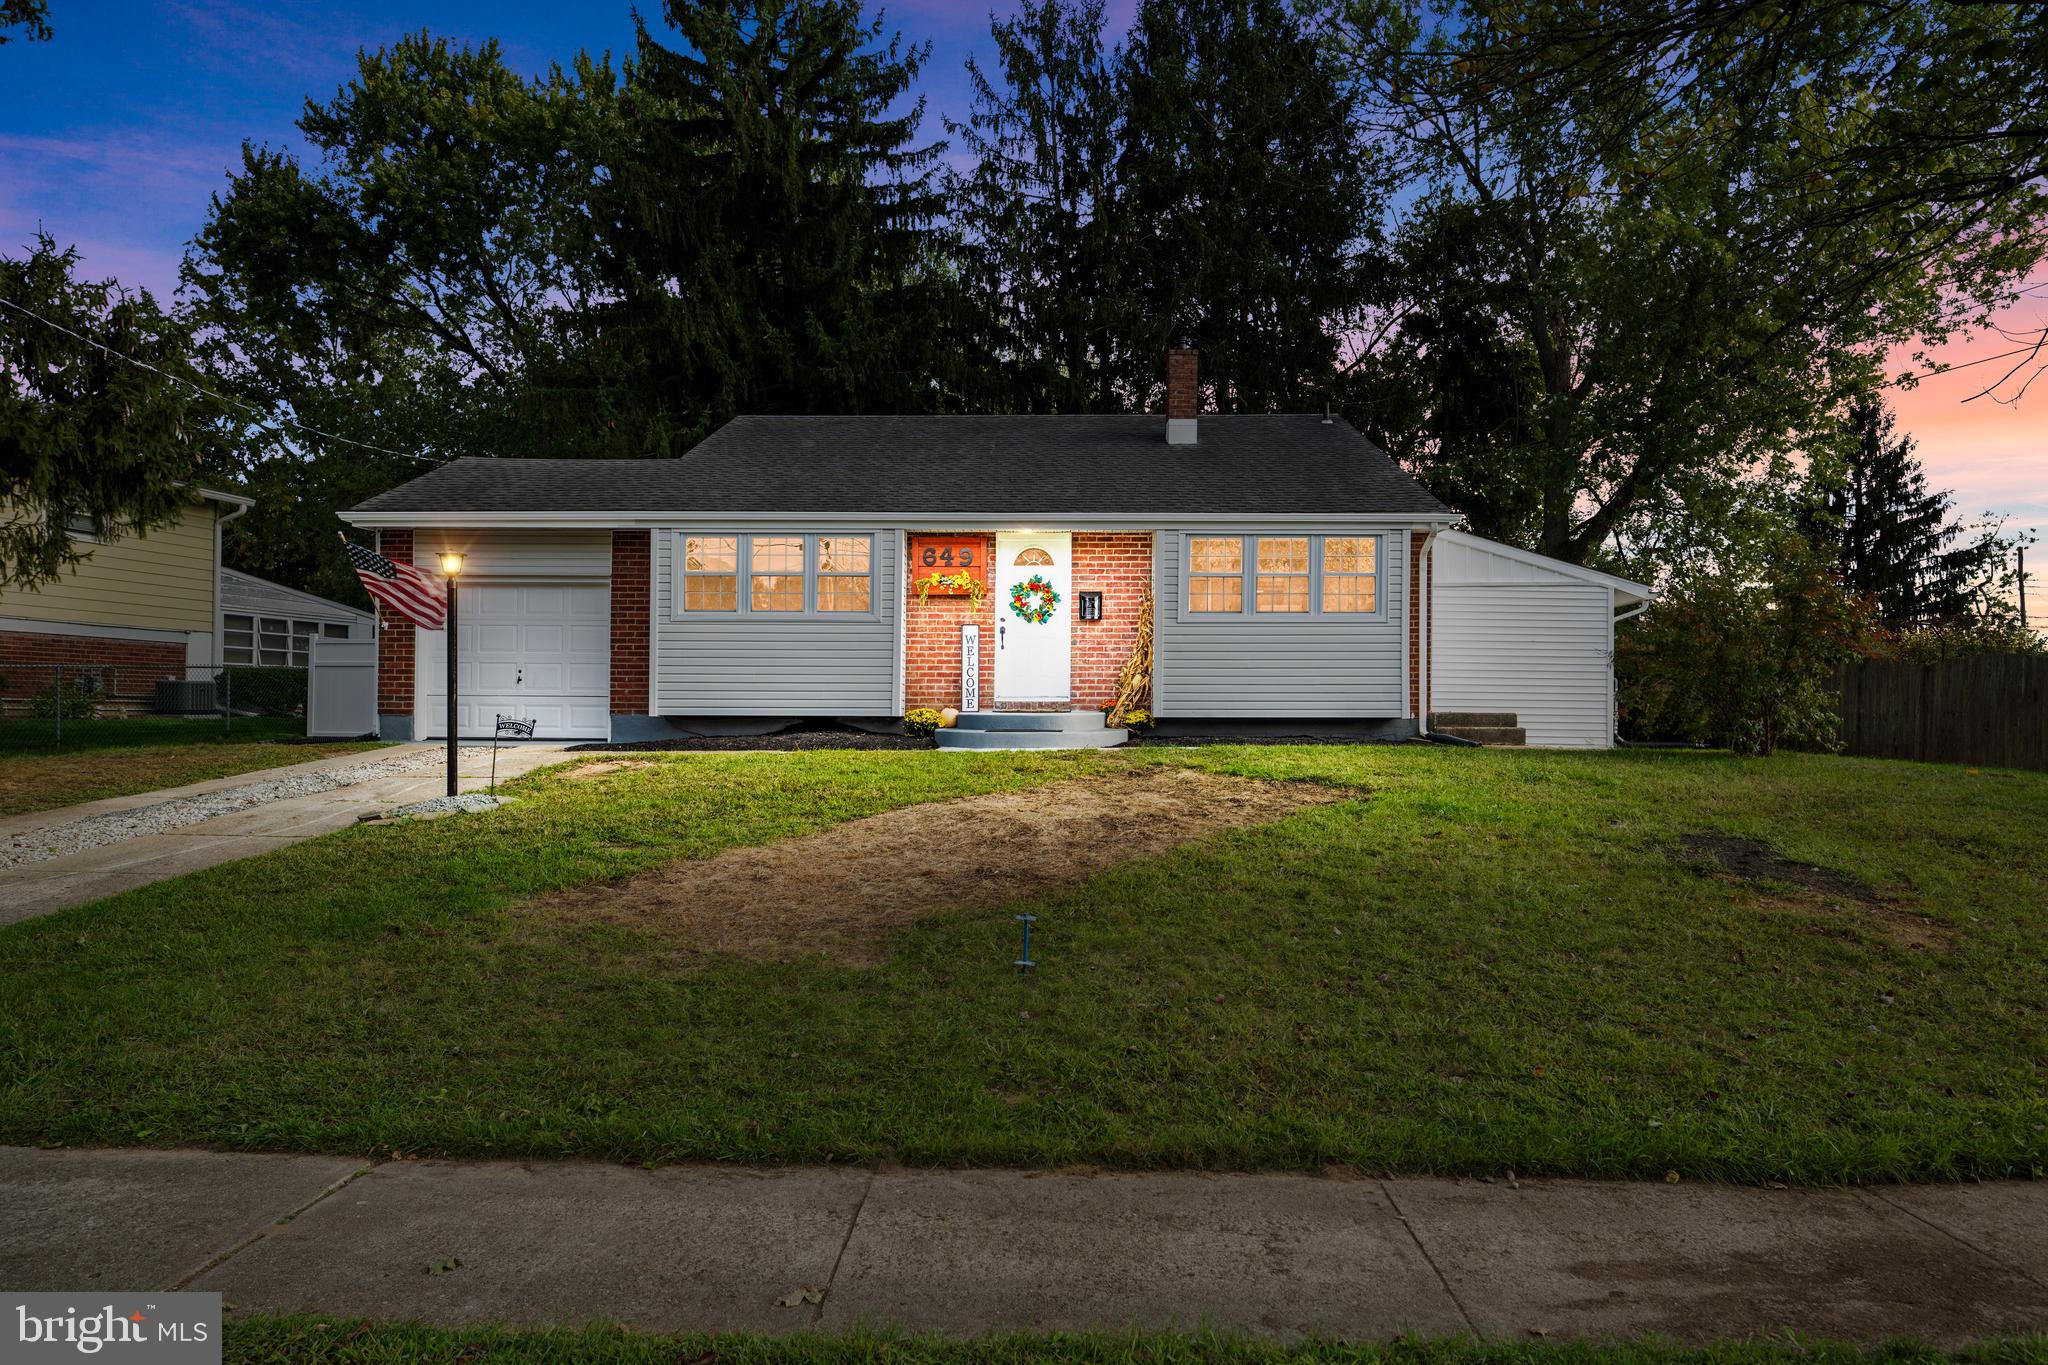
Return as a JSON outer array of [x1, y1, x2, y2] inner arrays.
[[1835, 656, 2048, 771]]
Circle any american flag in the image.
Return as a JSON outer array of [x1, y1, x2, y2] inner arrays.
[[343, 537, 448, 630]]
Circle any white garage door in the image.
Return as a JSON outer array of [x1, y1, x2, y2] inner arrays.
[[416, 582, 610, 740]]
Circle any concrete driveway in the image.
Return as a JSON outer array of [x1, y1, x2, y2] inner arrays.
[[0, 742, 575, 923]]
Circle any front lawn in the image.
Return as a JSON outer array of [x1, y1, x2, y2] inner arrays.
[[1, 746, 2043, 1182], [0, 722, 383, 817], [221, 1317, 2048, 1365]]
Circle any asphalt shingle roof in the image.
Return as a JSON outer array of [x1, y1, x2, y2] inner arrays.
[[351, 414, 1450, 517]]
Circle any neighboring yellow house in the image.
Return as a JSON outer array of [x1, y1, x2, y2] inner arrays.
[[0, 488, 253, 708]]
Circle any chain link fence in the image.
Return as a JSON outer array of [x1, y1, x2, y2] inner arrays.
[[0, 663, 310, 751]]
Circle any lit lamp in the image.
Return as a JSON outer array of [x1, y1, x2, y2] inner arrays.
[[440, 552, 463, 796]]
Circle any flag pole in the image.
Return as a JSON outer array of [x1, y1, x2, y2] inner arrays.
[[445, 559, 461, 797]]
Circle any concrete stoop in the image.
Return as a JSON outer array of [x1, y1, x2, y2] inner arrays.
[[1430, 712, 1528, 746], [935, 710, 1129, 751]]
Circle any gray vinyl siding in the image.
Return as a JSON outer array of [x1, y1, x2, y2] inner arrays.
[[1154, 527, 1408, 718], [652, 528, 899, 715], [1429, 532, 1638, 748]]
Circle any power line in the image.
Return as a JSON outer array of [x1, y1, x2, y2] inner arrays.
[[0, 295, 449, 466]]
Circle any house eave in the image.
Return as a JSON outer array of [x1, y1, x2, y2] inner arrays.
[[341, 509, 1463, 532]]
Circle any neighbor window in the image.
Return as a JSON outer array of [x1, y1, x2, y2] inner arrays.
[[1255, 537, 1310, 613], [1187, 537, 1244, 613], [223, 614, 256, 665], [683, 535, 739, 612], [223, 613, 353, 665], [750, 535, 806, 612], [816, 535, 873, 613], [1322, 537, 1378, 613]]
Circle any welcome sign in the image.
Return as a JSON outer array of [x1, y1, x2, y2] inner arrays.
[[6, 1293, 220, 1362]]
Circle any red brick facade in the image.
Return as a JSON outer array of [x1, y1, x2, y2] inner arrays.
[[609, 530, 651, 715], [1408, 529, 1425, 720], [905, 534, 997, 711], [903, 532, 1153, 712], [375, 529, 415, 715], [1070, 532, 1152, 711], [0, 630, 187, 712]]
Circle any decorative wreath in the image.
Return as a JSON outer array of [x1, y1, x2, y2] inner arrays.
[[1008, 574, 1061, 624]]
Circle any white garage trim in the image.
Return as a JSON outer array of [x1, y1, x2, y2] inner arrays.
[[1430, 531, 1652, 749]]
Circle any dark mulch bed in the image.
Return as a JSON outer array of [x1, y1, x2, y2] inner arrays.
[[569, 723, 931, 753], [1129, 733, 1414, 747]]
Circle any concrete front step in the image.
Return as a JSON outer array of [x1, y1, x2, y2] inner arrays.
[[1430, 712, 1518, 729], [956, 710, 1112, 733], [935, 726, 1128, 751], [1434, 725, 1527, 746]]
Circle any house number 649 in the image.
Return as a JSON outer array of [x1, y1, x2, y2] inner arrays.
[[920, 545, 975, 567]]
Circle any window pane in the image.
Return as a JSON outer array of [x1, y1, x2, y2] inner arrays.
[[751, 574, 804, 612], [292, 621, 317, 638], [684, 576, 737, 612], [1190, 537, 1242, 573], [1323, 537, 1375, 574], [1189, 575, 1244, 613], [750, 536, 804, 575], [1257, 537, 1308, 572], [1325, 576, 1377, 613], [1255, 575, 1309, 612], [260, 617, 287, 636], [225, 615, 253, 633], [818, 536, 870, 574], [259, 646, 289, 666], [323, 622, 350, 638], [818, 576, 871, 613], [684, 535, 736, 573], [224, 645, 253, 665]]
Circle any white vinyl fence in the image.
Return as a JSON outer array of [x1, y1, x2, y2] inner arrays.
[[306, 637, 378, 738]]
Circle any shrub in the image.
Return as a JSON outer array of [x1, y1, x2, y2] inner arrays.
[[1617, 534, 1882, 755], [223, 666, 307, 717], [902, 707, 945, 737], [29, 677, 100, 720]]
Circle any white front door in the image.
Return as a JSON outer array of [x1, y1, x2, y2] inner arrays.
[[416, 582, 611, 739], [994, 532, 1072, 704]]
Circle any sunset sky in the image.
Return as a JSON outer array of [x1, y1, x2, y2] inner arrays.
[[4, 1, 2040, 599]]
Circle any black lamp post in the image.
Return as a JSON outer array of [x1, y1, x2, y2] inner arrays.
[[440, 551, 464, 796]]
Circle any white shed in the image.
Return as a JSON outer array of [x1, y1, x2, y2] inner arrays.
[[1428, 531, 1651, 748]]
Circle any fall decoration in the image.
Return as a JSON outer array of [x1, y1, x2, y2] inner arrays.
[[1008, 574, 1060, 623], [1107, 588, 1154, 727]]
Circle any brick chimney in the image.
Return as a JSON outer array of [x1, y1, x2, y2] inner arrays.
[[1165, 347, 1198, 445]]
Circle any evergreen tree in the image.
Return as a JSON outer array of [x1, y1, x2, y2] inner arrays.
[[1803, 393, 2006, 628], [1, 236, 224, 591], [1117, 0, 1384, 410], [602, 0, 961, 446], [946, 0, 1131, 413]]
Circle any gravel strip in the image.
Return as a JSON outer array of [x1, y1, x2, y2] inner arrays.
[[0, 749, 447, 870], [384, 793, 513, 818]]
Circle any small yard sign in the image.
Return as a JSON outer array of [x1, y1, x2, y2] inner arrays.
[[909, 536, 987, 596], [961, 624, 981, 712]]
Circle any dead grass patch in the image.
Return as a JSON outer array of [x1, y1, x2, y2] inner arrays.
[[559, 759, 658, 782], [1682, 833, 1952, 951], [534, 766, 1348, 962]]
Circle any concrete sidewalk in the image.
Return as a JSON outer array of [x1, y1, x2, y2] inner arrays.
[[3, 1147, 2042, 1345], [0, 743, 575, 922]]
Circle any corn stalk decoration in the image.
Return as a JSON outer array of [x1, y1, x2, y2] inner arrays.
[[1108, 588, 1153, 726]]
